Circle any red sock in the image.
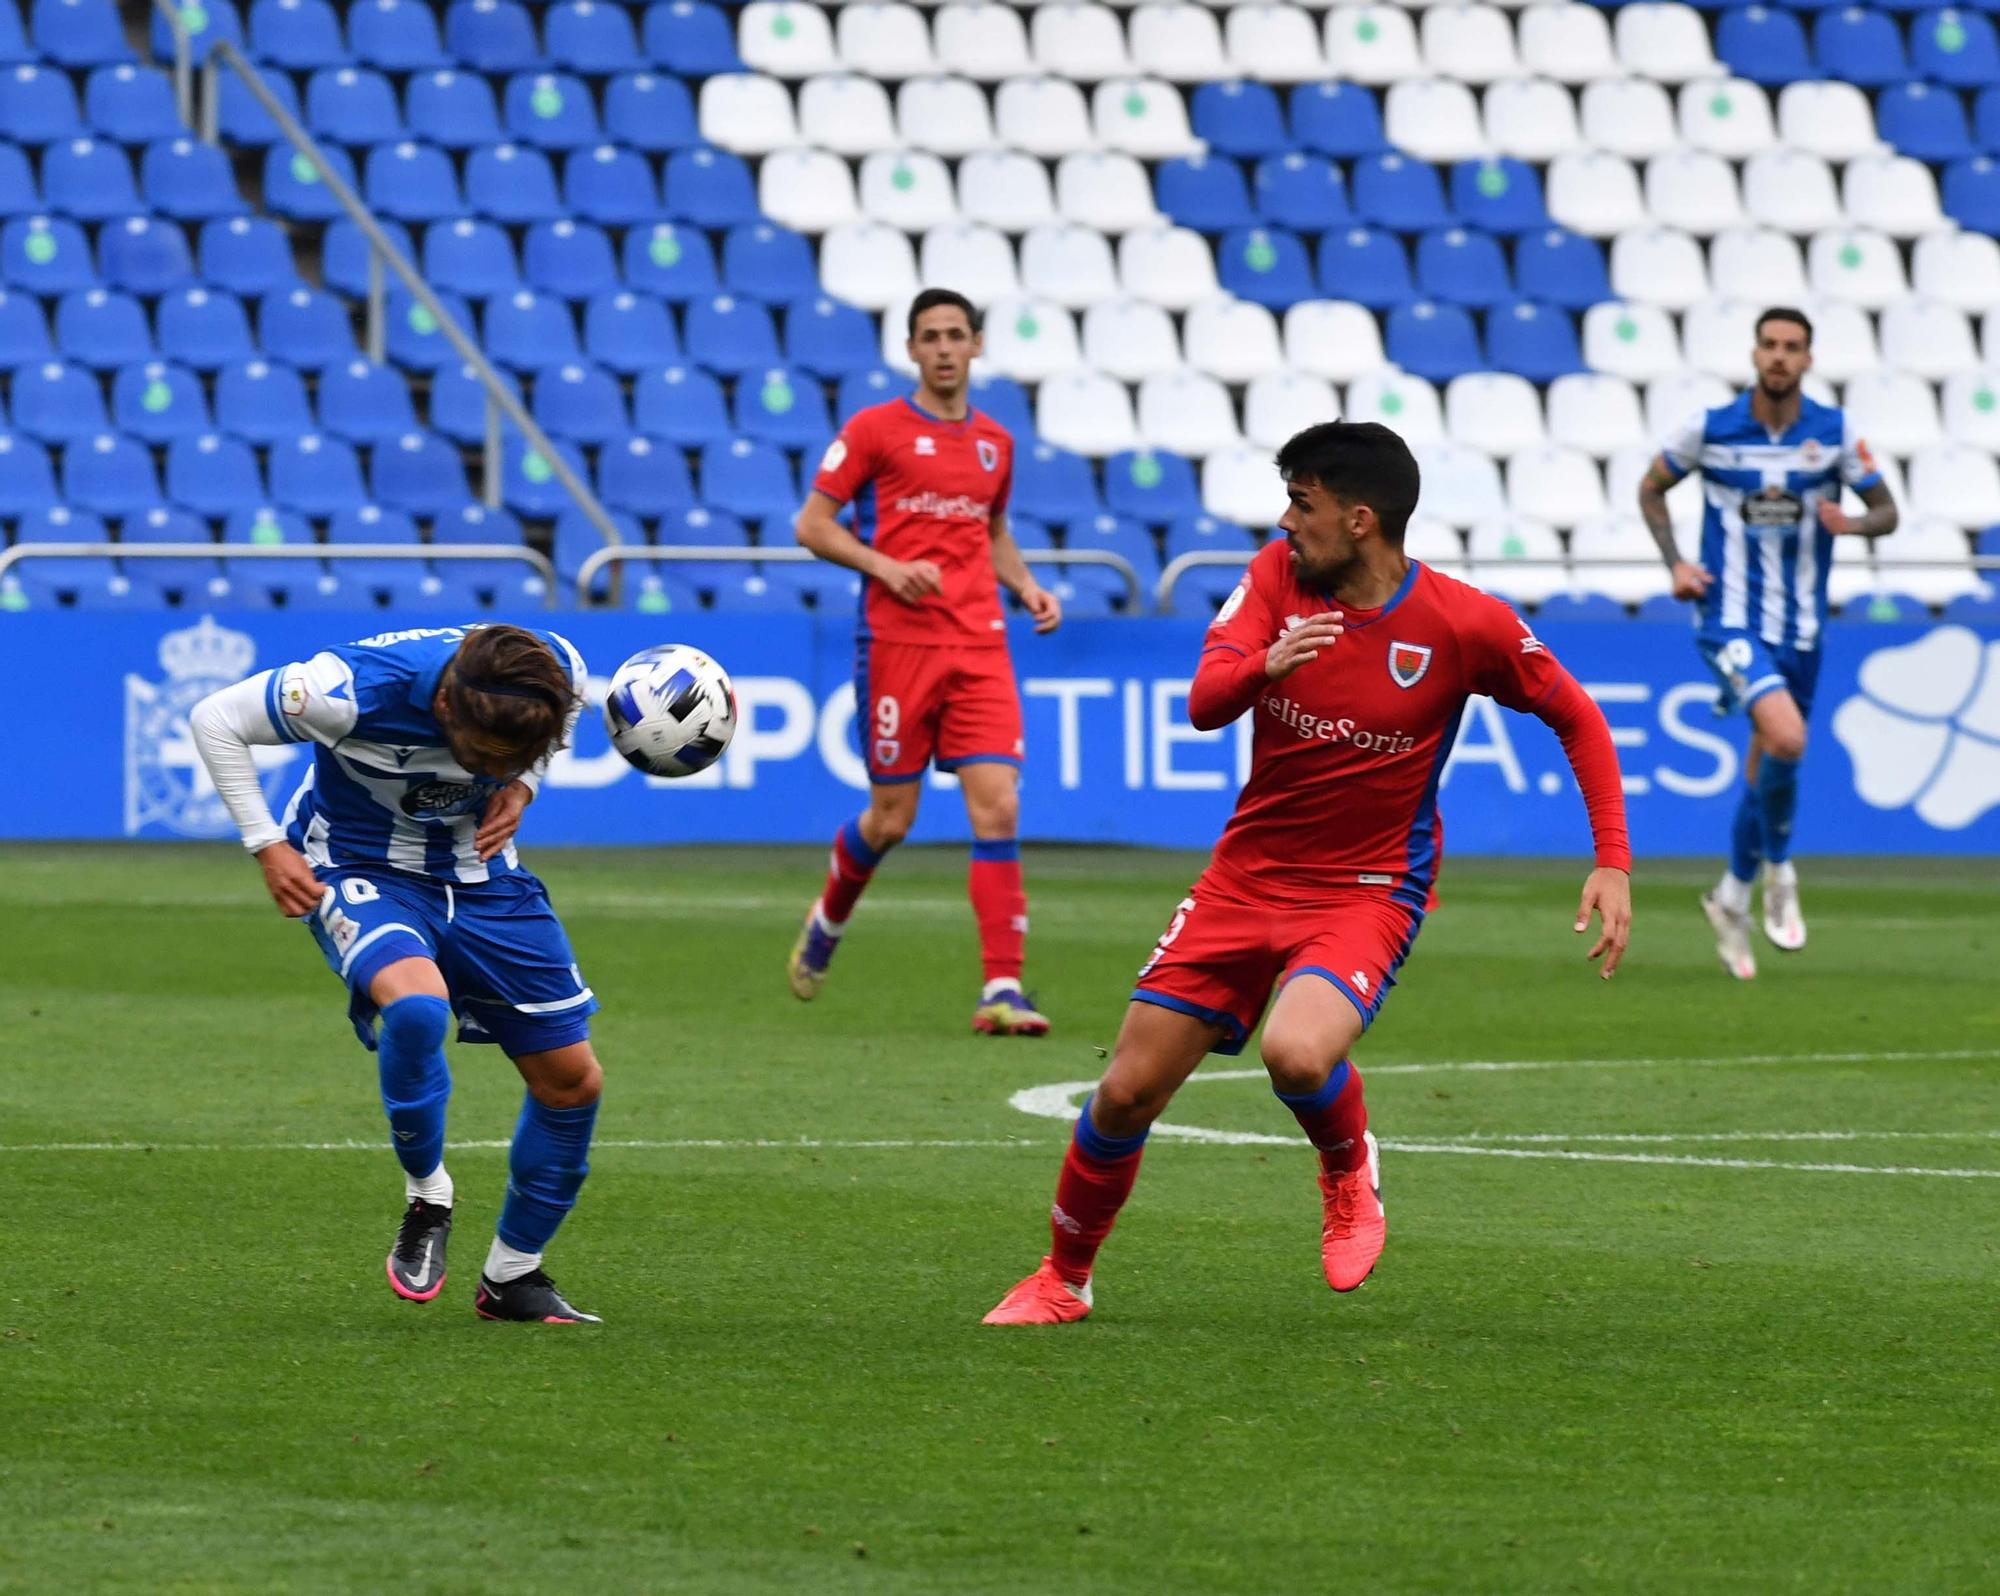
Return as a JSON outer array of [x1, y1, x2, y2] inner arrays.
[[1275, 1062, 1369, 1174], [819, 816, 885, 927], [1047, 1103, 1147, 1285], [968, 839, 1026, 982]]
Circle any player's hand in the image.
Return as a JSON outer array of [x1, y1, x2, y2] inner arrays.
[[475, 780, 534, 862], [1264, 613, 1344, 680], [1574, 866, 1631, 980], [1817, 500, 1855, 535], [1670, 561, 1712, 601], [255, 842, 324, 918], [878, 558, 945, 604], [1019, 581, 1062, 634]]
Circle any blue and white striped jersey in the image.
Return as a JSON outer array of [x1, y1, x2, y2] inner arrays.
[[1663, 392, 1883, 651], [259, 625, 585, 885]]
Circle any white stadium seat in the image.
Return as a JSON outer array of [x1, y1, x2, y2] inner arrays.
[[959, 151, 1055, 231], [1742, 150, 1843, 235], [1039, 368, 1141, 456], [697, 73, 797, 154], [1283, 300, 1387, 382], [934, 3, 1032, 81], [1056, 152, 1161, 232], [837, 4, 936, 78], [981, 298, 1082, 382], [1032, 3, 1132, 80], [1940, 370, 2000, 452], [1579, 77, 1679, 160], [1872, 516, 1985, 606], [1420, 4, 1519, 84], [1444, 371, 1546, 456], [1117, 224, 1220, 309], [1485, 77, 1582, 163], [1806, 228, 1908, 310], [1776, 81, 1882, 161], [1845, 370, 1944, 458], [1184, 296, 1284, 384], [1683, 298, 1756, 383], [1908, 445, 2000, 528], [1678, 78, 1775, 158], [1203, 443, 1286, 526], [798, 74, 898, 155], [1797, 298, 1879, 384], [1546, 372, 1646, 457], [1384, 78, 1487, 162], [1569, 515, 1670, 603], [1467, 515, 1568, 601], [1613, 3, 1717, 83], [1827, 525, 1876, 608], [1508, 446, 1607, 527], [1844, 155, 1945, 238], [759, 149, 858, 233], [1345, 369, 1444, 444], [1324, 6, 1422, 84], [1081, 297, 1182, 380], [1405, 517, 1468, 578], [1609, 226, 1709, 311], [1518, 2, 1620, 83], [1226, 4, 1326, 83], [817, 221, 918, 309], [1139, 369, 1242, 455], [1094, 78, 1203, 157], [1645, 151, 1743, 235], [1879, 299, 1979, 380], [898, 76, 997, 155], [738, 2, 839, 76], [994, 77, 1095, 157], [1711, 227, 1807, 304], [1983, 311, 2000, 367], [1581, 300, 1683, 380], [1548, 152, 1647, 237], [1129, 3, 1226, 79], [918, 221, 1020, 303], [1642, 370, 1732, 441], [1021, 223, 1120, 307], [858, 151, 956, 231], [1244, 370, 1340, 450], [1416, 441, 1508, 525], [1911, 232, 2000, 314]]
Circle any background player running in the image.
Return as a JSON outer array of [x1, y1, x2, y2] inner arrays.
[[1637, 307, 1897, 980], [984, 422, 1633, 1325], [191, 623, 604, 1324], [787, 287, 1063, 1037]]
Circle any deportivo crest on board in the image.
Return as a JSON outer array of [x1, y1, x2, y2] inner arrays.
[[1387, 640, 1432, 689]]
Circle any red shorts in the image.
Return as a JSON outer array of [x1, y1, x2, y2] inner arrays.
[[857, 640, 1024, 784], [1132, 875, 1425, 1055]]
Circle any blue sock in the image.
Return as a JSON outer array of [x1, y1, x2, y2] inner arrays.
[[1729, 788, 1762, 884], [498, 1093, 600, 1253], [377, 995, 452, 1181], [1755, 754, 1802, 865], [1075, 1093, 1149, 1162]]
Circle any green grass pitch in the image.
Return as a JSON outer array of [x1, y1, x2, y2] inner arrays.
[[3, 843, 1997, 1594]]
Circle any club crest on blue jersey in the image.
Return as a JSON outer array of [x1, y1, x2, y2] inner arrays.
[[399, 778, 490, 820], [1387, 641, 1433, 689], [976, 439, 999, 472]]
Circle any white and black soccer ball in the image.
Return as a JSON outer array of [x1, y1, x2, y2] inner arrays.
[[602, 644, 737, 778]]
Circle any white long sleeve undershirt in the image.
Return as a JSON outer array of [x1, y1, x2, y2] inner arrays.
[[188, 672, 289, 853]]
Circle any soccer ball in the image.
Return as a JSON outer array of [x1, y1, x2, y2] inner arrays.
[[602, 644, 738, 778]]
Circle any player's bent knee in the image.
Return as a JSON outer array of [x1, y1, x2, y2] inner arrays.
[[516, 1043, 601, 1108], [381, 992, 451, 1056], [1260, 1032, 1340, 1095], [1767, 726, 1807, 763], [1091, 1070, 1171, 1134]]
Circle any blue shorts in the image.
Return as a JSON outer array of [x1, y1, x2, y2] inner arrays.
[[1696, 630, 1823, 720], [305, 866, 597, 1057]]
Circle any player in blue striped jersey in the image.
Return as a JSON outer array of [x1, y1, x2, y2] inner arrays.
[[1638, 307, 1898, 979], [190, 623, 605, 1322]]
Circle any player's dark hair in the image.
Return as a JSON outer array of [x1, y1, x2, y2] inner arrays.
[[1756, 306, 1813, 346], [442, 625, 577, 777], [907, 287, 981, 336], [1274, 421, 1421, 545]]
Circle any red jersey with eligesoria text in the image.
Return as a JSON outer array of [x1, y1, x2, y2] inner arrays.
[[1197, 542, 1628, 910], [811, 397, 1014, 647]]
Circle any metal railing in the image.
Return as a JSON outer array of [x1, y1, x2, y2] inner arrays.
[[0, 543, 559, 605]]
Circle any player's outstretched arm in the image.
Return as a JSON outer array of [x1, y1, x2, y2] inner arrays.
[[188, 674, 324, 917], [794, 490, 941, 604], [1575, 866, 1632, 979]]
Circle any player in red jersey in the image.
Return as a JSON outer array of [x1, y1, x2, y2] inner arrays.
[[984, 421, 1633, 1324], [786, 288, 1063, 1036]]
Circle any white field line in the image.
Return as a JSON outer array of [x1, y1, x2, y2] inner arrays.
[[0, 1136, 1042, 1155], [1382, 1143, 2000, 1180]]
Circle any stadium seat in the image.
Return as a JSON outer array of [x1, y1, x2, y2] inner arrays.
[[1383, 79, 1486, 165], [1911, 230, 2000, 311], [1716, 7, 1811, 85], [0, 438, 62, 516], [505, 71, 601, 151], [1812, 7, 1910, 89], [1486, 77, 1583, 164], [370, 429, 472, 515], [408, 69, 505, 149], [1137, 369, 1239, 456], [1416, 227, 1513, 310], [565, 145, 661, 229], [1444, 371, 1546, 458], [1252, 154, 1351, 231], [1081, 298, 1179, 381], [214, 357, 314, 445], [1467, 514, 1566, 602], [110, 359, 209, 442], [576, 291, 675, 378], [1421, 3, 1518, 85], [645, 2, 739, 74], [465, 143, 563, 225], [983, 297, 1082, 383], [12, 358, 109, 441], [259, 286, 355, 371], [524, 219, 617, 301], [1879, 82, 1976, 162], [546, 0, 638, 74], [1038, 369, 1140, 457], [194, 217, 295, 299], [1386, 301, 1482, 385], [857, 148, 957, 235], [98, 216, 193, 297], [163, 431, 265, 518], [1190, 81, 1287, 160], [1353, 152, 1449, 233], [1316, 225, 1415, 309], [1547, 373, 1646, 459], [665, 146, 760, 229], [1450, 159, 1547, 236], [526, 360, 623, 446], [634, 363, 732, 445], [959, 151, 1055, 233], [0, 288, 53, 365], [351, 0, 448, 71], [248, 0, 348, 70], [33, 0, 136, 67], [602, 73, 699, 156], [54, 287, 151, 371], [262, 142, 356, 223], [1283, 299, 1386, 381], [119, 505, 222, 591], [1913, 8, 2000, 88], [317, 358, 419, 443], [43, 137, 138, 221], [482, 289, 581, 373], [307, 67, 406, 146], [425, 218, 521, 301], [322, 216, 414, 300], [363, 141, 464, 226], [386, 288, 475, 372], [1848, 370, 1945, 457], [1227, 4, 1323, 85], [1184, 296, 1281, 384], [1325, 7, 1419, 86], [1611, 226, 1708, 311], [65, 431, 160, 518], [1103, 448, 1201, 523], [1289, 81, 1385, 160], [1580, 77, 1678, 162], [1777, 81, 1882, 162], [0, 63, 84, 145], [431, 359, 516, 452], [1846, 154, 1946, 237], [445, 0, 537, 73], [268, 432, 367, 517]]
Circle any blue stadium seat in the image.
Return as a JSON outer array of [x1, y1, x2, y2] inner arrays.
[[0, 288, 53, 364], [140, 137, 246, 221], [583, 289, 680, 374], [632, 362, 730, 444], [1156, 155, 1256, 233], [1061, 512, 1161, 585], [655, 503, 749, 547], [348, 0, 449, 70], [664, 146, 758, 228], [1163, 513, 1258, 560], [531, 359, 627, 444], [377, 569, 491, 613], [64, 431, 160, 518], [504, 71, 600, 150], [1913, 8, 2000, 86], [545, 0, 639, 73], [684, 293, 780, 374], [54, 288, 153, 369], [766, 560, 858, 613], [699, 436, 797, 523], [1879, 82, 1976, 160], [1012, 441, 1102, 522], [1167, 562, 1250, 621], [1039, 564, 1128, 618], [564, 143, 661, 227], [1536, 593, 1628, 622], [42, 136, 139, 220], [1943, 155, 2000, 231], [12, 359, 107, 440], [1103, 449, 1201, 523], [552, 508, 636, 596], [99, 215, 194, 296], [119, 505, 220, 590], [622, 569, 703, 614], [1977, 85, 2000, 153], [247, 0, 347, 70], [1812, 8, 1910, 87], [261, 142, 357, 222], [784, 295, 878, 377], [1190, 81, 1289, 159], [1516, 228, 1612, 311], [423, 217, 520, 300], [484, 288, 581, 371], [223, 505, 314, 547], [643, 2, 741, 73], [523, 219, 618, 300], [1004, 514, 1052, 548], [968, 374, 1033, 436], [0, 144, 38, 215], [32, 0, 135, 67], [260, 566, 367, 609], [622, 221, 718, 300], [1290, 81, 1386, 159], [1252, 153, 1351, 230], [258, 286, 355, 370], [1717, 5, 1813, 83], [732, 364, 832, 450], [498, 431, 588, 516], [428, 358, 518, 441], [721, 222, 818, 303], [198, 216, 295, 296], [1217, 225, 1313, 309], [1385, 301, 1483, 384], [151, 0, 244, 60], [216, 64, 301, 146], [604, 72, 700, 153], [306, 66, 406, 146], [85, 65, 184, 145], [0, 2, 27, 64], [1352, 153, 1450, 232], [428, 500, 521, 548], [706, 566, 813, 613], [364, 141, 464, 225], [324, 502, 426, 590], [598, 433, 695, 517], [215, 357, 314, 444], [322, 215, 414, 299], [386, 288, 475, 371], [269, 432, 369, 516], [369, 429, 472, 516], [0, 434, 60, 514], [407, 68, 503, 149], [465, 142, 563, 224], [2, 216, 90, 294], [1316, 225, 1416, 308], [836, 366, 901, 423], [1415, 226, 1514, 309], [111, 359, 209, 441], [1485, 299, 1585, 383], [164, 431, 265, 517], [444, 0, 539, 72], [0, 64, 84, 144], [317, 357, 419, 442], [1449, 158, 1547, 234]]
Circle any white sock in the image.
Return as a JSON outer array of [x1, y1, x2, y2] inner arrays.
[[982, 976, 1022, 1001], [1716, 871, 1753, 914], [484, 1237, 542, 1284], [1767, 859, 1798, 888], [405, 1163, 453, 1207], [812, 898, 846, 937]]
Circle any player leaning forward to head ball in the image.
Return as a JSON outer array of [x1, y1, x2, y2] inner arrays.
[[787, 287, 1064, 1036], [985, 422, 1634, 1325], [190, 623, 604, 1323]]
